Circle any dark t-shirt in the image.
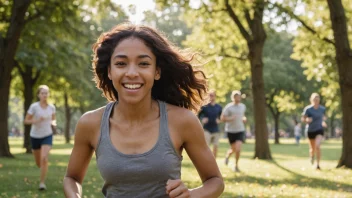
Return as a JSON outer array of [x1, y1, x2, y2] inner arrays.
[[198, 103, 222, 133], [302, 105, 326, 132]]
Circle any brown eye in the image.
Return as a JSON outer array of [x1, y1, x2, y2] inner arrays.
[[139, 62, 150, 67], [115, 62, 126, 67]]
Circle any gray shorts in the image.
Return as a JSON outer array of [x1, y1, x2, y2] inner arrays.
[[204, 130, 221, 146]]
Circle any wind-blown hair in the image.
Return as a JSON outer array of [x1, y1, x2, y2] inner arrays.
[[92, 24, 207, 112]]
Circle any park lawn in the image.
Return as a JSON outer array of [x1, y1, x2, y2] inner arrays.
[[0, 136, 351, 198]]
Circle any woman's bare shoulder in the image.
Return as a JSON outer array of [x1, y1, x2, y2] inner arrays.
[[166, 103, 200, 127], [76, 106, 106, 135]]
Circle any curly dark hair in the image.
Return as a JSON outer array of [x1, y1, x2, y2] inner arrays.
[[92, 23, 207, 112]]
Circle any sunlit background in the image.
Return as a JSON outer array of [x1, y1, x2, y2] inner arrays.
[[1, 0, 352, 197]]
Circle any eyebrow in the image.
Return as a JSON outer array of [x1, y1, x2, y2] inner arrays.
[[113, 54, 152, 60]]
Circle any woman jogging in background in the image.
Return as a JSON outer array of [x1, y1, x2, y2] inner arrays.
[[24, 85, 56, 190], [302, 93, 327, 170], [63, 24, 224, 197]]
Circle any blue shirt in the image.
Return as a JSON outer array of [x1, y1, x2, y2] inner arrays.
[[302, 105, 326, 132], [198, 103, 222, 133]]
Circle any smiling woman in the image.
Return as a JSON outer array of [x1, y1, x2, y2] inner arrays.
[[93, 24, 207, 111], [63, 23, 224, 198]]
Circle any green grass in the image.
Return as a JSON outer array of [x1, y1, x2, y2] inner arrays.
[[0, 136, 351, 197]]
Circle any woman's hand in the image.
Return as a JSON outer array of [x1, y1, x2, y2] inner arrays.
[[201, 117, 209, 124], [166, 179, 190, 198], [305, 117, 313, 124]]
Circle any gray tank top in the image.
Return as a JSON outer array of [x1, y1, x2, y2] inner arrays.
[[96, 101, 182, 198]]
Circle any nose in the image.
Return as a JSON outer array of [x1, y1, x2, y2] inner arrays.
[[125, 65, 139, 78]]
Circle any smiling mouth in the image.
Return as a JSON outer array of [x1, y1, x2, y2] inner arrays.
[[122, 83, 143, 90]]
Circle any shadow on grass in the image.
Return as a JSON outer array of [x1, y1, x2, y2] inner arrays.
[[224, 160, 352, 193], [271, 160, 352, 192], [219, 140, 341, 161]]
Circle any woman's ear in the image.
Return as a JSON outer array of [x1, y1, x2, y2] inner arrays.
[[154, 67, 161, 80]]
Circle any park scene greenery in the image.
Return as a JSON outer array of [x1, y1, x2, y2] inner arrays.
[[1, 0, 352, 197]]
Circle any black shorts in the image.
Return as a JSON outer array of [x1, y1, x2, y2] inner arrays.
[[227, 132, 244, 144], [31, 135, 53, 150], [308, 130, 324, 139]]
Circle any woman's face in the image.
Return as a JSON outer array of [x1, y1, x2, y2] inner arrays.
[[38, 89, 49, 102], [108, 37, 160, 104], [312, 96, 320, 105]]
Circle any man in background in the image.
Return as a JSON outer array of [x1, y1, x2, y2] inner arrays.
[[198, 90, 223, 158]]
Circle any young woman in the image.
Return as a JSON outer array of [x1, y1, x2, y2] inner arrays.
[[24, 85, 56, 190], [63, 24, 224, 197], [302, 93, 327, 170]]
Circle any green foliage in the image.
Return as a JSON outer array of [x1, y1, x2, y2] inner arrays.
[[264, 30, 317, 116], [276, 0, 352, 118], [143, 4, 191, 47], [5, 0, 129, 133], [180, 3, 250, 102]]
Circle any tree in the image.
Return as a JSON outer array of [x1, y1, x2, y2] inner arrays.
[[0, 0, 120, 156], [157, 0, 272, 159], [222, 0, 272, 159], [263, 31, 316, 143], [0, 0, 33, 157], [273, 0, 351, 168], [14, 0, 95, 149], [327, 0, 352, 168]]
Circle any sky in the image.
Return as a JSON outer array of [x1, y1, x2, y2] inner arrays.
[[113, 0, 155, 24]]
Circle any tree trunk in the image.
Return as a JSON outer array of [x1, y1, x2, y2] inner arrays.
[[225, 0, 271, 159], [23, 70, 34, 153], [327, 0, 352, 168], [20, 66, 39, 153], [330, 112, 335, 138], [274, 114, 280, 144], [0, 78, 13, 157], [249, 39, 272, 159], [64, 92, 71, 144], [0, 0, 32, 157]]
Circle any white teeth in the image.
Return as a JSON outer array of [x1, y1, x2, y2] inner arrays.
[[124, 84, 142, 89]]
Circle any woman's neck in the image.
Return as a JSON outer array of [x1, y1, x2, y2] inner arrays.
[[115, 97, 158, 122], [39, 100, 48, 105]]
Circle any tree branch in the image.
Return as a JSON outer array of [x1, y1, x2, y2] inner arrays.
[[223, 54, 248, 61], [273, 2, 335, 45], [207, 48, 248, 61], [33, 69, 41, 83], [225, 0, 251, 41], [14, 60, 25, 76], [266, 89, 278, 116]]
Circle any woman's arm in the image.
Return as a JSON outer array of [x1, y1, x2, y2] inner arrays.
[[301, 115, 312, 124], [171, 110, 224, 197], [63, 112, 98, 198], [51, 113, 57, 125], [24, 113, 43, 125]]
